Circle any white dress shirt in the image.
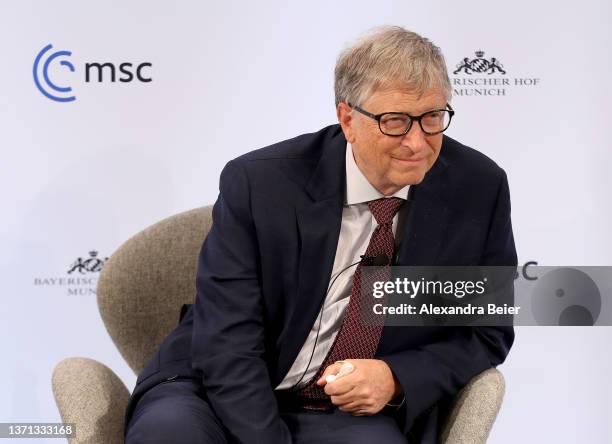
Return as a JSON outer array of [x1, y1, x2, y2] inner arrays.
[[275, 143, 410, 390]]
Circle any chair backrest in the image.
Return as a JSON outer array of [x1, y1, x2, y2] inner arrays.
[[97, 206, 213, 374]]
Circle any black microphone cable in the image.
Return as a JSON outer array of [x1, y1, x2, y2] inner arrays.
[[286, 253, 389, 391]]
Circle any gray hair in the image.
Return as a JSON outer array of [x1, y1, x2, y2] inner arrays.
[[334, 26, 451, 107]]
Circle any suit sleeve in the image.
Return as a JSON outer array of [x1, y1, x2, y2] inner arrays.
[[191, 160, 292, 444], [378, 168, 517, 430]]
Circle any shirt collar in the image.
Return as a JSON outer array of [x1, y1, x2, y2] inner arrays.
[[345, 142, 410, 205]]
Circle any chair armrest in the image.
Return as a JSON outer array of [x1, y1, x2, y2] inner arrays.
[[52, 357, 130, 443], [440, 368, 506, 444]]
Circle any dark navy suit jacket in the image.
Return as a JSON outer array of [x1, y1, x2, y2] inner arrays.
[[125, 124, 517, 443]]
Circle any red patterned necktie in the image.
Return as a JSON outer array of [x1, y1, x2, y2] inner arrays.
[[295, 197, 404, 409]]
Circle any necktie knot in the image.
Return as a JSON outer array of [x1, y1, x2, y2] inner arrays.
[[367, 197, 404, 226]]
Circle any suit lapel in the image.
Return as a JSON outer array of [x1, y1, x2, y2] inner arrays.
[[294, 199, 343, 318], [280, 128, 346, 377]]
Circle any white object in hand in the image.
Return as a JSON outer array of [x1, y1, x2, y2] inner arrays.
[[325, 361, 355, 383]]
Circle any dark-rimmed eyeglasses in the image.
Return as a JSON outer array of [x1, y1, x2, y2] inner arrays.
[[348, 103, 455, 136]]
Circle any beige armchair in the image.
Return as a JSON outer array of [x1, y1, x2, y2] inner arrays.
[[52, 205, 506, 444]]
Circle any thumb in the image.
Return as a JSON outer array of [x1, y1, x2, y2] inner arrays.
[[316, 362, 344, 386]]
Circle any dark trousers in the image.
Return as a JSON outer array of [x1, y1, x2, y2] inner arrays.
[[125, 379, 410, 444]]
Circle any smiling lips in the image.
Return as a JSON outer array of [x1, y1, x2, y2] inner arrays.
[[392, 156, 424, 164]]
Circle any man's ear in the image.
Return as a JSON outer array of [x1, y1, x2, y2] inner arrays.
[[337, 102, 356, 143]]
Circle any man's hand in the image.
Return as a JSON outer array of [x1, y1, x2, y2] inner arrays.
[[316, 359, 403, 416]]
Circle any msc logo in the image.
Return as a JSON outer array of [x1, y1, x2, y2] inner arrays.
[[33, 43, 153, 103], [33, 44, 76, 102]]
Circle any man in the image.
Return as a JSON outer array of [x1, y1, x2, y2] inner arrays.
[[125, 26, 516, 444]]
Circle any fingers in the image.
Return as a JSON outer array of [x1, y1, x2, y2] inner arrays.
[[337, 400, 360, 412], [324, 377, 355, 396], [316, 362, 344, 386], [323, 368, 361, 396], [337, 400, 374, 416], [328, 386, 358, 403], [330, 384, 367, 407]]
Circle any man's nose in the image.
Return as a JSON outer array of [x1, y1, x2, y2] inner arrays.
[[399, 122, 428, 154]]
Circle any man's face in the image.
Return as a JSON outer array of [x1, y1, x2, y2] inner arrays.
[[338, 88, 447, 195]]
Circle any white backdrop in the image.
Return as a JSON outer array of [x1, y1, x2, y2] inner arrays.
[[2, 1, 611, 442]]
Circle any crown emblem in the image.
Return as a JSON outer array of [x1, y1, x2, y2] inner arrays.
[[453, 50, 506, 75], [67, 250, 107, 274]]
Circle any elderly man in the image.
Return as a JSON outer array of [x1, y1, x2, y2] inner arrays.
[[125, 26, 516, 444]]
